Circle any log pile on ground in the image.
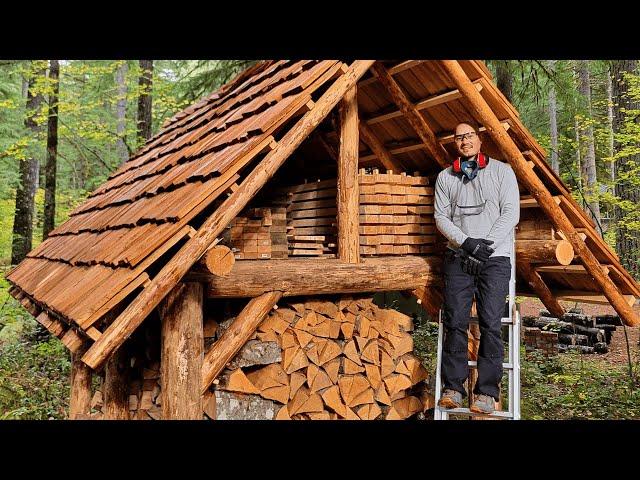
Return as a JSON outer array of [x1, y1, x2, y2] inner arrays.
[[522, 308, 619, 354], [212, 295, 433, 420]]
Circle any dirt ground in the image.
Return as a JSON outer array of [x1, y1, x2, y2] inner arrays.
[[519, 298, 640, 366]]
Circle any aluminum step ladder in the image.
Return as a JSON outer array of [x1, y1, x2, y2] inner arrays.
[[434, 238, 521, 420]]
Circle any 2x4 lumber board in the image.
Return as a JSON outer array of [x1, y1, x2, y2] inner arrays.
[[439, 59, 640, 327], [358, 120, 403, 171], [338, 86, 360, 263], [358, 60, 425, 87], [371, 62, 450, 169], [365, 80, 484, 126], [517, 261, 565, 318], [201, 291, 283, 393], [193, 256, 441, 298], [535, 264, 611, 276], [158, 282, 204, 419], [552, 290, 637, 307], [69, 342, 92, 420], [82, 61, 376, 370], [438, 121, 511, 144]]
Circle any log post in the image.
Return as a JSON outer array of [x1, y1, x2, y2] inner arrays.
[[103, 343, 130, 420], [69, 342, 92, 419], [82, 60, 375, 370], [202, 290, 283, 394], [516, 239, 574, 265], [338, 86, 360, 263], [517, 261, 565, 318], [439, 59, 639, 327], [158, 282, 204, 420]]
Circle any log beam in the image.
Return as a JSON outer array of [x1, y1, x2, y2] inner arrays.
[[103, 344, 130, 420], [516, 239, 574, 265], [371, 62, 450, 169], [82, 61, 376, 369], [338, 86, 360, 263], [201, 291, 283, 393], [188, 256, 441, 298], [439, 59, 639, 327], [200, 245, 235, 277]]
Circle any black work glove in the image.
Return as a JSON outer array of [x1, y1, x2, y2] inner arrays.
[[457, 250, 483, 275], [461, 237, 495, 263]]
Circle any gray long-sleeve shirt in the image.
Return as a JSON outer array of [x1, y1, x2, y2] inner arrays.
[[434, 157, 520, 258]]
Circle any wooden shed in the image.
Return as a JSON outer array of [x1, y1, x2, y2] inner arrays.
[[5, 60, 640, 420]]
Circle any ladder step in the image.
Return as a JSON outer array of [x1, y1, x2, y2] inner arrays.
[[436, 406, 513, 419], [468, 361, 513, 369], [468, 317, 514, 325]]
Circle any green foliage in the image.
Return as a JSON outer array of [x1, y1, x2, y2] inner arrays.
[[521, 349, 640, 419]]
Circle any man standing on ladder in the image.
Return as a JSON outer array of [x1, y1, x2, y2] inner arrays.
[[434, 120, 520, 414]]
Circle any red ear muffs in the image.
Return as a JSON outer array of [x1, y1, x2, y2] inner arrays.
[[453, 152, 488, 173]]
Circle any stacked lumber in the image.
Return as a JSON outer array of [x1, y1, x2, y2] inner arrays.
[[273, 179, 338, 257], [358, 170, 437, 256], [213, 295, 432, 420], [222, 207, 288, 260]]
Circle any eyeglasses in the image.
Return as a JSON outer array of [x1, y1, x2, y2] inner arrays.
[[454, 131, 477, 142]]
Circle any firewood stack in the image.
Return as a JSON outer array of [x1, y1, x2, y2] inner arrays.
[[522, 309, 619, 354], [213, 295, 433, 420], [222, 207, 288, 260], [358, 170, 437, 256]]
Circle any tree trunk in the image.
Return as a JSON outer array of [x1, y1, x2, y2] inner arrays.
[[116, 61, 129, 164], [11, 62, 46, 265], [577, 61, 601, 232], [495, 61, 513, 102], [43, 59, 59, 241], [606, 67, 615, 184], [137, 60, 153, 147], [611, 60, 640, 279], [548, 60, 559, 174]]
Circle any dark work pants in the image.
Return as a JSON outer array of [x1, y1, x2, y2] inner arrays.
[[441, 250, 511, 401]]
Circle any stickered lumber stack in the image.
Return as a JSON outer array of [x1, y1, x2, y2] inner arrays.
[[271, 170, 439, 258], [222, 207, 288, 260], [358, 169, 437, 256], [212, 295, 433, 420]]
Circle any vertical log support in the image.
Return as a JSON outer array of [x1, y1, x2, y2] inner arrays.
[[159, 282, 204, 420], [338, 86, 360, 264], [439, 60, 639, 327], [69, 343, 92, 419], [103, 344, 130, 420]]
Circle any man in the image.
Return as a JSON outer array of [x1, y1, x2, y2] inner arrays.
[[433, 121, 520, 414]]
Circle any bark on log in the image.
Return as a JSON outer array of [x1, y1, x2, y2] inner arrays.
[[517, 261, 565, 318], [69, 342, 92, 419], [190, 256, 441, 298], [103, 344, 130, 420], [158, 282, 204, 420]]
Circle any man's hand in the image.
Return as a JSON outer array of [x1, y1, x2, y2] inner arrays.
[[460, 252, 483, 275], [461, 237, 495, 263]]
